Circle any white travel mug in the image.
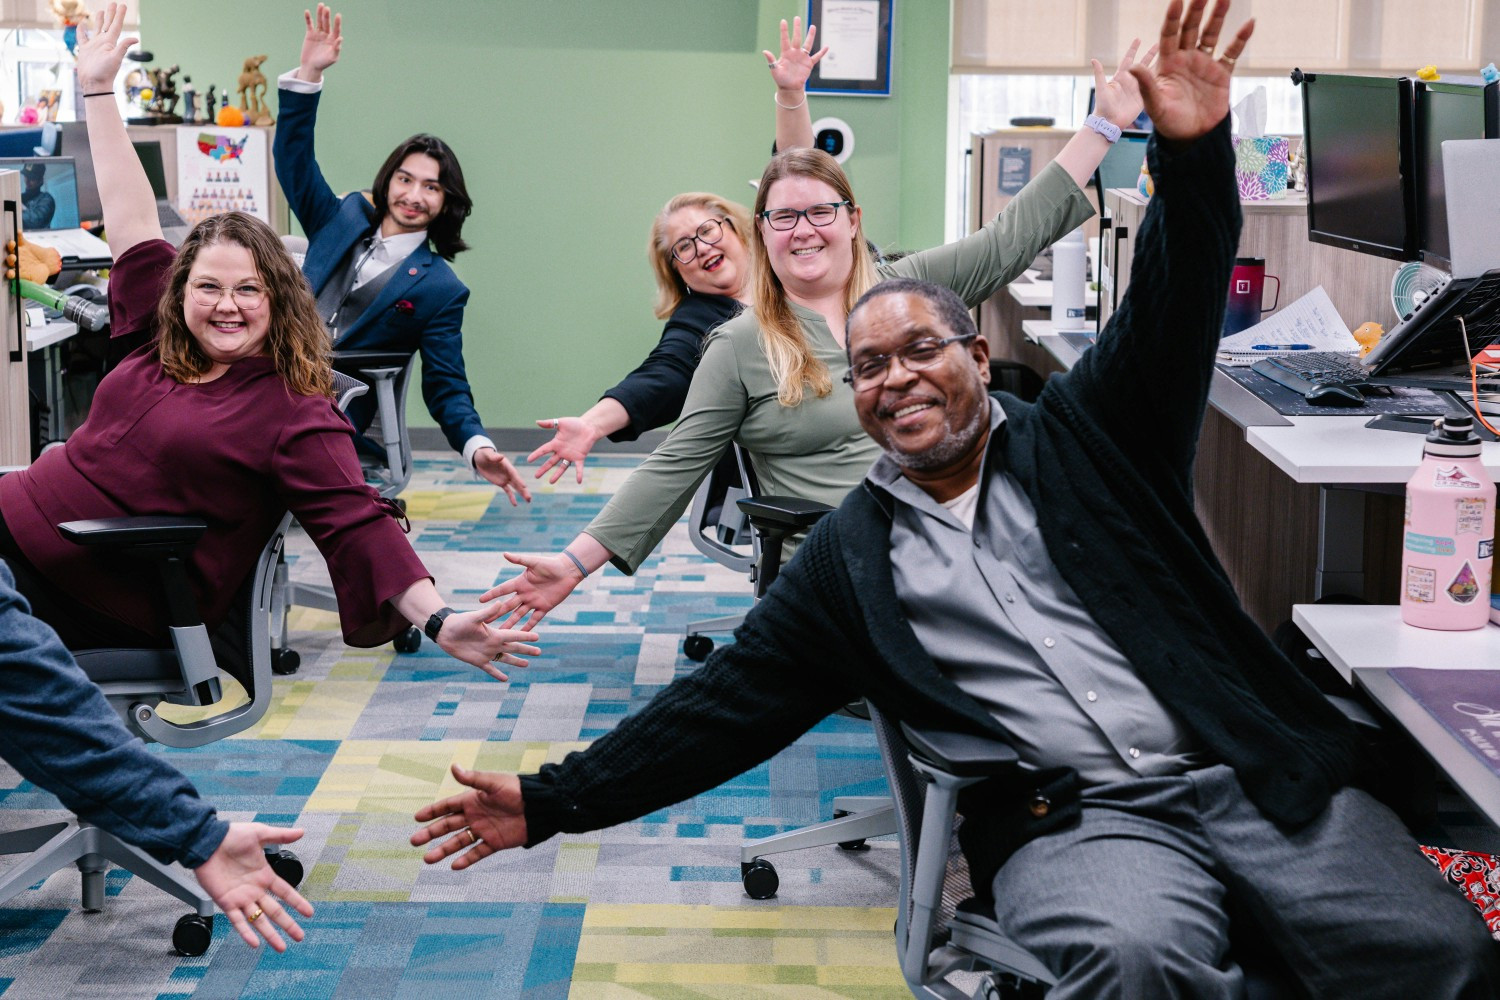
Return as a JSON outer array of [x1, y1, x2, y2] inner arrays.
[[1051, 227, 1088, 331]]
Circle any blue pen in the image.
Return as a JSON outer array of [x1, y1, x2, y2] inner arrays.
[[1250, 344, 1313, 350]]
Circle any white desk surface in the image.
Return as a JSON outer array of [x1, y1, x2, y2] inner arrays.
[[1247, 417, 1500, 485], [1008, 272, 1053, 308], [25, 318, 78, 352], [1292, 603, 1500, 682]]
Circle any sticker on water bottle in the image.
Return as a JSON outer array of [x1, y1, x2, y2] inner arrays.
[[1405, 532, 1456, 556], [1447, 562, 1481, 604], [1455, 498, 1488, 534], [1434, 465, 1484, 490], [1406, 565, 1437, 603]]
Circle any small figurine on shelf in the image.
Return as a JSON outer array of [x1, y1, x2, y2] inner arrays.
[[149, 64, 181, 122], [204, 83, 217, 118], [181, 75, 197, 124], [48, 0, 93, 55], [236, 54, 273, 126]]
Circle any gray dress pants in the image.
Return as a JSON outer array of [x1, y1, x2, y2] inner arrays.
[[990, 764, 1500, 999]]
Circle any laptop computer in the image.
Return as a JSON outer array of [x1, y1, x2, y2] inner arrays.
[[0, 155, 112, 269], [133, 141, 192, 246], [1361, 138, 1500, 389]]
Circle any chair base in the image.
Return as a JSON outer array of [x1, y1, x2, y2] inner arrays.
[[0, 820, 211, 916], [739, 796, 897, 898]]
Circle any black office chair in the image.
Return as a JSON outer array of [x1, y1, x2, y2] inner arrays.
[[682, 444, 758, 661], [871, 704, 1300, 999]]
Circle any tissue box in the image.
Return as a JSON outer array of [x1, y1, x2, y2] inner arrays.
[[1233, 135, 1289, 200]]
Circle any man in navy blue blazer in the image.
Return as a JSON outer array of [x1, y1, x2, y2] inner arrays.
[[273, 4, 529, 502]]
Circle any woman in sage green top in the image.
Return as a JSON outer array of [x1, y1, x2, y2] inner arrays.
[[491, 40, 1156, 625]]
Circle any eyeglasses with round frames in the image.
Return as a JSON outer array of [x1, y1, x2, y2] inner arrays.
[[670, 217, 731, 264], [843, 334, 978, 391], [188, 279, 267, 309], [759, 200, 851, 231]]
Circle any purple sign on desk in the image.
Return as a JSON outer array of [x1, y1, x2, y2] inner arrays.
[[1390, 668, 1500, 777]]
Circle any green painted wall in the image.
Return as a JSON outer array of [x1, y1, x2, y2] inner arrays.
[[141, 0, 950, 431]]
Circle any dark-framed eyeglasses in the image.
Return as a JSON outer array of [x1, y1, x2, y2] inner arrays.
[[670, 217, 731, 264], [187, 279, 267, 309], [842, 334, 978, 391], [759, 200, 851, 231]]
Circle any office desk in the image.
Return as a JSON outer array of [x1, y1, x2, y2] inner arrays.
[[1293, 603, 1500, 829], [1024, 323, 1500, 629], [25, 318, 78, 447]]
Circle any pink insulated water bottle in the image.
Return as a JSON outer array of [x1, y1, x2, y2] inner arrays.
[[1401, 414, 1496, 630]]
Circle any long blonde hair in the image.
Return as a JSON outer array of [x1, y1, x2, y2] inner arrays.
[[648, 192, 754, 320], [155, 212, 332, 398], [751, 149, 878, 407]]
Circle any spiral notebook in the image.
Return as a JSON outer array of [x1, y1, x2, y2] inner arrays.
[[1216, 286, 1360, 366]]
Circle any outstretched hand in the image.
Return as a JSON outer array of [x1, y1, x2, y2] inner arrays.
[[482, 551, 584, 630], [433, 604, 540, 681], [300, 3, 343, 80], [1127, 0, 1253, 143], [73, 3, 137, 95], [527, 417, 596, 484], [1088, 37, 1159, 130], [474, 448, 534, 504], [192, 822, 315, 952], [412, 764, 527, 870], [764, 17, 828, 93]]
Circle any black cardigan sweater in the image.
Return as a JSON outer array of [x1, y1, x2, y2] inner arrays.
[[521, 120, 1360, 883]]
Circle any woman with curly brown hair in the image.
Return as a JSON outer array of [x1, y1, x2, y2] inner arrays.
[[0, 4, 535, 679]]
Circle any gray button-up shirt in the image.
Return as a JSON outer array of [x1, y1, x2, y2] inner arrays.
[[867, 400, 1209, 785]]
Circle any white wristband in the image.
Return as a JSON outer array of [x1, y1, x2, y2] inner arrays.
[[1083, 113, 1122, 144]]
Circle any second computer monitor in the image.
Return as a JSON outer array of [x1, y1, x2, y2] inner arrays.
[[1301, 72, 1416, 261], [1094, 131, 1150, 195], [1414, 78, 1500, 269]]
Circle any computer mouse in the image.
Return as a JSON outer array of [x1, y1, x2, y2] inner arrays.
[[1304, 383, 1365, 406]]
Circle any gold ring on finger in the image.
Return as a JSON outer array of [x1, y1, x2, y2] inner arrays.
[[247, 908, 263, 922], [465, 829, 477, 846]]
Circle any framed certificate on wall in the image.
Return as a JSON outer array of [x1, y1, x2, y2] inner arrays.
[[806, 0, 893, 97]]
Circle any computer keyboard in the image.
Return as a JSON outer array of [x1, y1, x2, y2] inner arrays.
[[1251, 352, 1374, 406]]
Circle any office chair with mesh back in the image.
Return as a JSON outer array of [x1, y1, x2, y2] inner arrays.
[[0, 370, 366, 955], [723, 492, 902, 900], [870, 703, 1299, 999], [269, 321, 423, 669], [682, 444, 758, 661], [0, 513, 303, 957]]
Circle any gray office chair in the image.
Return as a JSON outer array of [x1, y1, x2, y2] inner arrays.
[[725, 493, 901, 900], [871, 704, 1298, 999], [682, 444, 758, 661], [270, 349, 421, 670], [0, 512, 302, 957]]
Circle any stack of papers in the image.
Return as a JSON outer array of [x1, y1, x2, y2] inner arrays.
[[1217, 286, 1358, 366]]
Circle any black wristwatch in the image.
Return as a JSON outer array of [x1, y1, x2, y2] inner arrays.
[[424, 606, 456, 642]]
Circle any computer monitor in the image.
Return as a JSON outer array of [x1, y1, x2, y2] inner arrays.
[[1300, 72, 1417, 261], [1087, 86, 1152, 132], [1093, 130, 1150, 193], [57, 122, 101, 222], [0, 155, 81, 231], [132, 140, 170, 201], [1413, 79, 1500, 270]]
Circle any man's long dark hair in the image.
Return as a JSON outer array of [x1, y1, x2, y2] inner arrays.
[[371, 134, 472, 260]]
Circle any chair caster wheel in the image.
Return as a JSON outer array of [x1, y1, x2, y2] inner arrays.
[[173, 913, 213, 956], [267, 848, 304, 887], [683, 634, 713, 661], [741, 858, 779, 899], [272, 648, 301, 675], [832, 809, 869, 851], [393, 626, 421, 654]]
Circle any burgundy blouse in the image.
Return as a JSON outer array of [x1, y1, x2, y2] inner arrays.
[[0, 240, 429, 646]]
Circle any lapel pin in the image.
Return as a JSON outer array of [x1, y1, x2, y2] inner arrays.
[[408, 267, 418, 276]]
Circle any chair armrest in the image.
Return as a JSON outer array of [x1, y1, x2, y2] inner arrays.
[[1326, 691, 1382, 730], [59, 516, 208, 550], [736, 496, 834, 530], [901, 723, 1021, 778]]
